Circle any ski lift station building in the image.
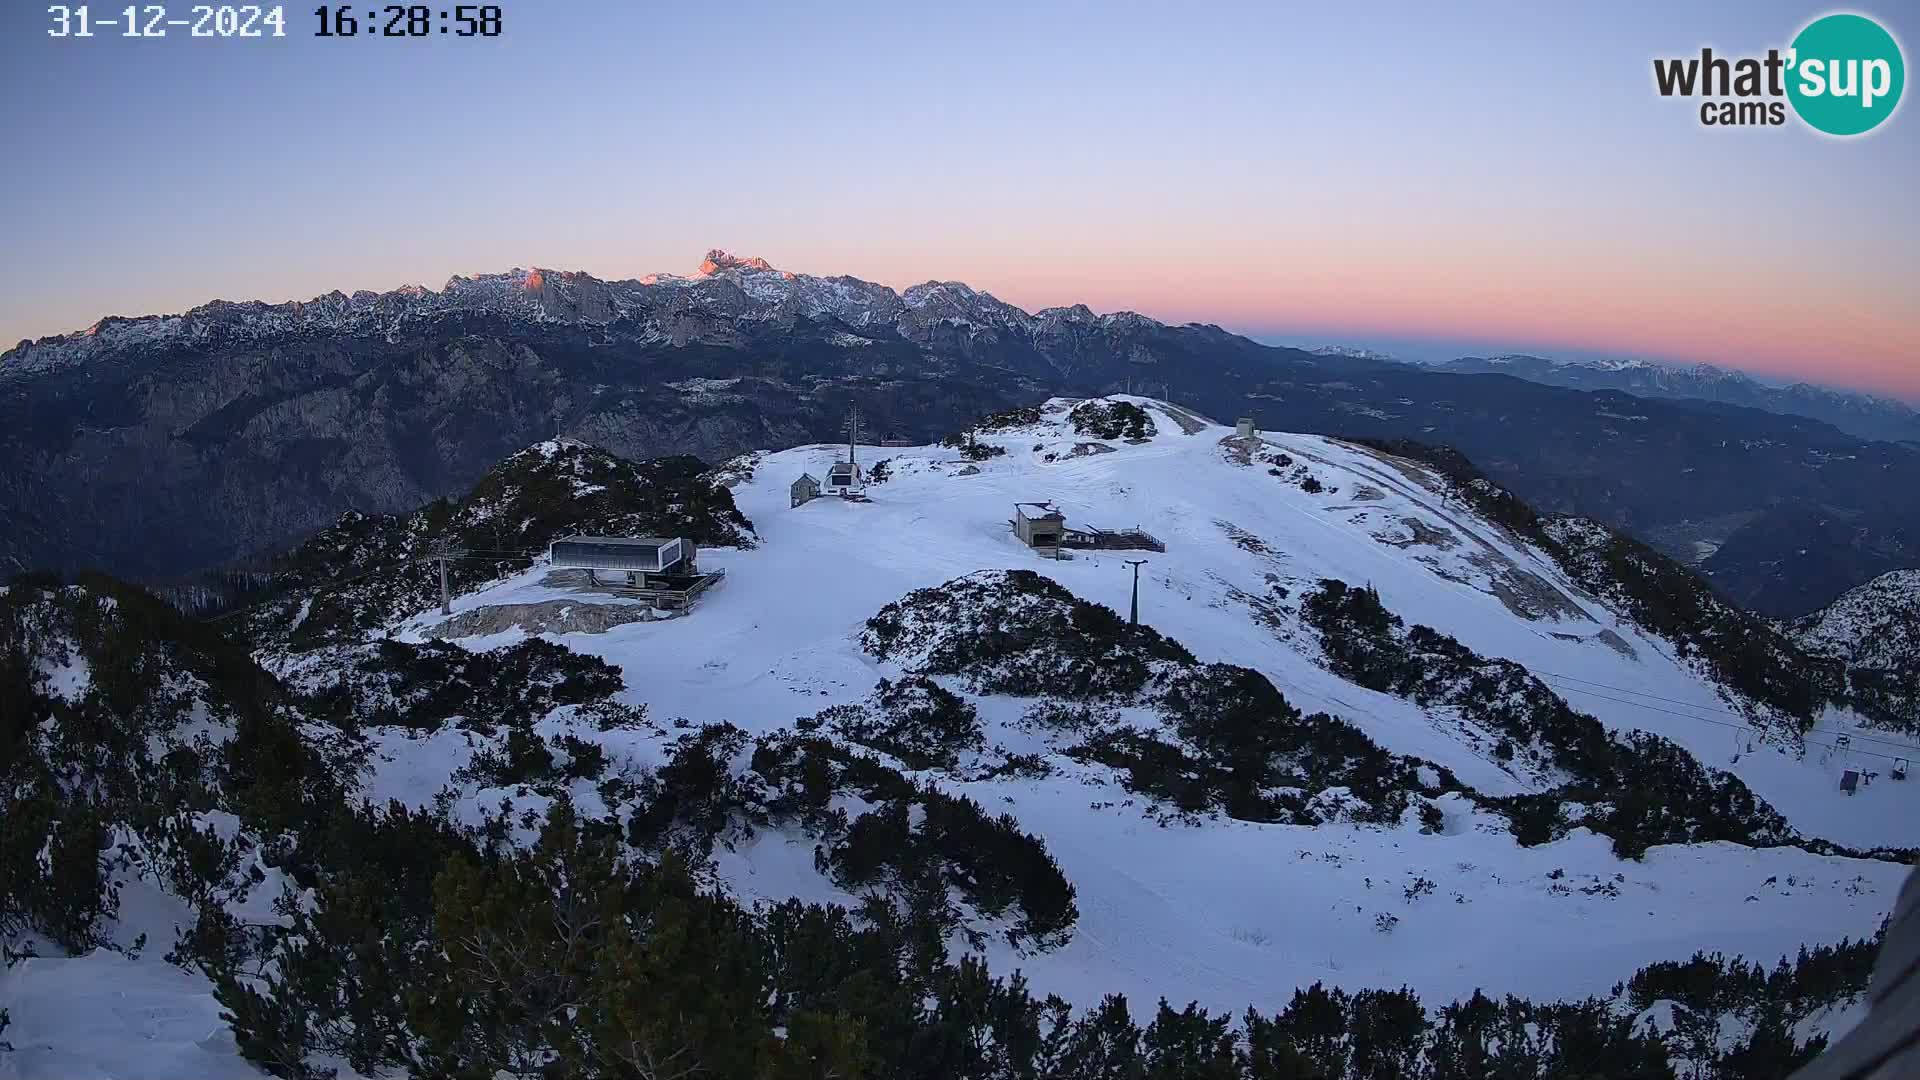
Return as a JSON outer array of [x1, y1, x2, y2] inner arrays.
[[1012, 501, 1165, 556], [549, 535, 695, 579], [1013, 502, 1067, 548], [825, 460, 864, 496], [546, 535, 730, 613]]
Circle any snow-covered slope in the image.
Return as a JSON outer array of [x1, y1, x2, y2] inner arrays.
[[1793, 568, 1920, 739], [6, 398, 1914, 1079], [385, 399, 1915, 1005], [1795, 569, 1920, 675]]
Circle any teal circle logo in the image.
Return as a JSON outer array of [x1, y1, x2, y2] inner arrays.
[[1786, 13, 1905, 136]]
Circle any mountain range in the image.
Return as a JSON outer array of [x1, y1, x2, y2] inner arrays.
[[1433, 354, 1920, 446], [3, 250, 1917, 618]]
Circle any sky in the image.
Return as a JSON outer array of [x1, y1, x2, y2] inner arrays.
[[2, 1, 1916, 398]]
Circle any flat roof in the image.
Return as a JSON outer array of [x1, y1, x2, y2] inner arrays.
[[551, 536, 689, 570], [562, 535, 681, 546]]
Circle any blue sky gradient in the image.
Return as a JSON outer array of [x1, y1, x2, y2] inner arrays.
[[2, 2, 1915, 395]]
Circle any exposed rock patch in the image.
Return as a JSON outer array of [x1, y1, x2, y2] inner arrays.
[[426, 599, 664, 639]]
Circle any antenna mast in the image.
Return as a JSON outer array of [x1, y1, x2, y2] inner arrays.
[[845, 406, 863, 466]]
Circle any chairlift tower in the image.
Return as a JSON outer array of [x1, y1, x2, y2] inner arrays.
[[424, 538, 469, 616], [1124, 559, 1148, 626]]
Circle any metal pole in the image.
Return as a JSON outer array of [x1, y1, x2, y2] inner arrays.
[[431, 538, 467, 616], [1125, 559, 1147, 625]]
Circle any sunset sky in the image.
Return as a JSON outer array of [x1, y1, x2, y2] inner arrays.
[[3, 1, 1916, 397]]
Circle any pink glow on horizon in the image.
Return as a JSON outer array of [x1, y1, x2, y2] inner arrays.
[[10, 243, 1916, 403], [927, 259, 1920, 401], [8, 3, 1917, 405]]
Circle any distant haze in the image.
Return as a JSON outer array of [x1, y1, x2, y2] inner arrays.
[[2, 1, 1915, 398], [1261, 335, 1892, 395]]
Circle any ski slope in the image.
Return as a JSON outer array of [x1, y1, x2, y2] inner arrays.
[[8, 397, 1913, 1080], [397, 397, 1916, 1011]]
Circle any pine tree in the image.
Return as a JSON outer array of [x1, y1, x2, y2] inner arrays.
[[1141, 1000, 1237, 1080], [1059, 995, 1146, 1080]]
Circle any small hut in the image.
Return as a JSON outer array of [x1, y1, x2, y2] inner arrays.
[[1235, 417, 1257, 438], [791, 472, 821, 508]]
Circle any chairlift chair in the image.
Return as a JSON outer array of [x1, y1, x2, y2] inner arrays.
[[1820, 733, 1852, 766]]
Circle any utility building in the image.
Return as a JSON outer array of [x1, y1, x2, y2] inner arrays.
[[1236, 417, 1257, 438], [1012, 501, 1164, 558], [791, 472, 821, 508]]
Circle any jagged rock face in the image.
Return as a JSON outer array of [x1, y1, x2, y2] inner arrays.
[[6, 253, 1920, 620]]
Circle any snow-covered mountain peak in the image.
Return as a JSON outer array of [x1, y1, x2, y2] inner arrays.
[[696, 249, 779, 276], [8, 412, 1914, 1076], [1308, 344, 1399, 362], [1796, 568, 1920, 667], [309, 408, 1908, 1015], [404, 400, 1916, 848], [0, 253, 1201, 381], [901, 279, 982, 306]]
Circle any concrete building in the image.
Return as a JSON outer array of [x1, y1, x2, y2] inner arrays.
[[550, 536, 694, 583], [1013, 502, 1067, 549], [1235, 417, 1257, 438], [548, 535, 726, 611], [1012, 501, 1165, 557]]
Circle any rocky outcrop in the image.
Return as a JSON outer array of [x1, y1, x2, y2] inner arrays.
[[426, 599, 664, 639]]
